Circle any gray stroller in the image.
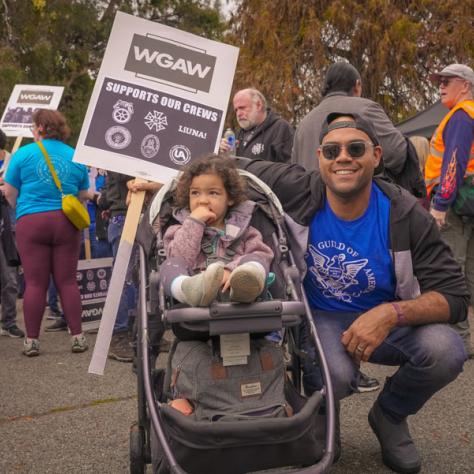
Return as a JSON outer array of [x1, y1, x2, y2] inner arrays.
[[130, 170, 337, 474]]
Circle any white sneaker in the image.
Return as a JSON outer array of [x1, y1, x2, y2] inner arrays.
[[181, 262, 224, 306], [71, 334, 89, 353], [229, 263, 266, 303], [23, 338, 40, 357]]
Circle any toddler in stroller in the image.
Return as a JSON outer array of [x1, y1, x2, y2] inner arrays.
[[131, 154, 336, 474], [159, 153, 273, 308]]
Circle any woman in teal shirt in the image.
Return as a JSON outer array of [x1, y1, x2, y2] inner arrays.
[[3, 109, 90, 356]]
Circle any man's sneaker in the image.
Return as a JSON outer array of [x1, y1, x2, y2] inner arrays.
[[1, 325, 25, 338], [23, 338, 40, 357], [181, 262, 224, 306], [109, 332, 134, 362], [357, 370, 380, 393], [368, 401, 421, 474], [71, 334, 89, 353], [229, 262, 266, 303], [46, 308, 63, 320], [45, 319, 68, 332]]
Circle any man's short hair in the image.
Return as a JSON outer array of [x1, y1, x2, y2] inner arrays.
[[246, 88, 267, 109], [319, 112, 380, 146], [0, 129, 7, 150], [322, 62, 361, 97]]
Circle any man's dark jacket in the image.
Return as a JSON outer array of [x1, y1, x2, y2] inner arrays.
[[236, 108, 294, 163], [236, 157, 469, 323], [99, 171, 133, 217]]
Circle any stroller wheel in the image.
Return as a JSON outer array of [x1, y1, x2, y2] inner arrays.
[[130, 422, 146, 474]]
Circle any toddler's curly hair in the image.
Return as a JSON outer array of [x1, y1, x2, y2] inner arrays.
[[174, 154, 247, 209]]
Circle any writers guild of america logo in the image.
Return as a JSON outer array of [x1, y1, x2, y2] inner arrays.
[[307, 245, 375, 303], [141, 134, 160, 159], [18, 90, 54, 104], [251, 142, 264, 155], [169, 144, 191, 166], [105, 126, 132, 150], [125, 34, 217, 93]]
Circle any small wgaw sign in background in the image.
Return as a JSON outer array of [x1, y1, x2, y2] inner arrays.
[[74, 11, 239, 182], [0, 84, 64, 137], [77, 258, 113, 332]]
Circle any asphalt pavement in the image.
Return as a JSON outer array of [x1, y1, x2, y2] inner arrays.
[[1, 305, 473, 473]]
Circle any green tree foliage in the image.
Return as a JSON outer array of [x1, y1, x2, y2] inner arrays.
[[228, 0, 474, 125], [0, 0, 226, 145]]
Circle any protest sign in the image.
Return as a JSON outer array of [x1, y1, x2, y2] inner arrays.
[[0, 84, 64, 137], [74, 11, 239, 182], [85, 12, 239, 375], [77, 258, 113, 332]]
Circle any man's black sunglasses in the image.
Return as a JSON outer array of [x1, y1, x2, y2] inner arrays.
[[321, 140, 375, 160]]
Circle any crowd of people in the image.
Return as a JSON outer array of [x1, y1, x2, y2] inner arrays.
[[1, 60, 473, 474], [0, 110, 160, 360]]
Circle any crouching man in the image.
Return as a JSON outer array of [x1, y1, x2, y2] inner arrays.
[[236, 111, 468, 473]]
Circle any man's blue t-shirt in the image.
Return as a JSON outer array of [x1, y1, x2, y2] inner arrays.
[[304, 183, 396, 312], [5, 139, 89, 219]]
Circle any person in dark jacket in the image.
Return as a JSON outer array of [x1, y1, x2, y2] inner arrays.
[[236, 111, 468, 474], [0, 129, 24, 339], [220, 88, 294, 163]]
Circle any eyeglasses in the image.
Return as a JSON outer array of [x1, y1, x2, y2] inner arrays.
[[320, 141, 375, 160], [438, 77, 464, 87]]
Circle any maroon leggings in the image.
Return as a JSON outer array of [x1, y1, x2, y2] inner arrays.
[[16, 210, 82, 338]]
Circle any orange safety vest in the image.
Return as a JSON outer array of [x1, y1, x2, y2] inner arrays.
[[424, 100, 474, 197]]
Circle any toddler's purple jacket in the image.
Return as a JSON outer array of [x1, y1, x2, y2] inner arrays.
[[163, 200, 274, 273]]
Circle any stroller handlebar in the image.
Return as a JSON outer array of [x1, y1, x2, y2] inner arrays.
[[163, 300, 304, 332]]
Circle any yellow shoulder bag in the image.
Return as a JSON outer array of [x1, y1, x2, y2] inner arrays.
[[37, 141, 90, 230]]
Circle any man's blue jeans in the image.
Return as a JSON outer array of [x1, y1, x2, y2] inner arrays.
[[302, 310, 466, 423], [108, 216, 137, 333], [80, 222, 113, 260]]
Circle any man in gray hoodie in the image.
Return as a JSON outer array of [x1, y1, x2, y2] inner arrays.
[[292, 62, 406, 175]]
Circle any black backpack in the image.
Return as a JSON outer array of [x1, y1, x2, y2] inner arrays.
[[385, 136, 427, 198]]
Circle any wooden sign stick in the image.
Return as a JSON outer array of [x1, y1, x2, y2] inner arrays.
[[88, 182, 146, 375], [11, 136, 23, 154], [83, 226, 92, 260]]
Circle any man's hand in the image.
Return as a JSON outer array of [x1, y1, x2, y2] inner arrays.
[[126, 179, 162, 205], [219, 138, 231, 154], [341, 304, 397, 363], [190, 205, 216, 225], [430, 208, 446, 229], [127, 178, 162, 193]]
